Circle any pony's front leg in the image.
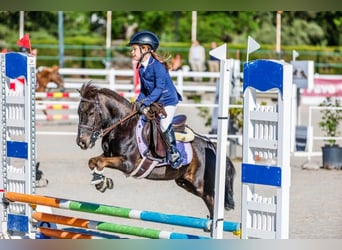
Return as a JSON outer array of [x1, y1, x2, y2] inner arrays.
[[88, 154, 125, 172], [88, 154, 125, 193]]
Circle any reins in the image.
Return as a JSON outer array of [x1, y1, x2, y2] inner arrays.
[[100, 110, 139, 137], [100, 102, 165, 138]]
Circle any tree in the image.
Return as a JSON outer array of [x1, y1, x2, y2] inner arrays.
[[0, 11, 341, 47]]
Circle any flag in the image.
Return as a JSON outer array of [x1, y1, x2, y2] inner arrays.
[[247, 36, 260, 55], [17, 33, 31, 52], [292, 50, 299, 61]]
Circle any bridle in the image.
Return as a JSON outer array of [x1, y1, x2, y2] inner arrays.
[[78, 93, 138, 144]]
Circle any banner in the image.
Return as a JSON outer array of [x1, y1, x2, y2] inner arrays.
[[301, 75, 342, 105]]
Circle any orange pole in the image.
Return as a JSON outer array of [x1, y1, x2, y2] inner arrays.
[[37, 227, 94, 239], [33, 212, 89, 228], [5, 192, 60, 208]]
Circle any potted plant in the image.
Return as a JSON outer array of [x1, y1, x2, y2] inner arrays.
[[318, 97, 342, 169]]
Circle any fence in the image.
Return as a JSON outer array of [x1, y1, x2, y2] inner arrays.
[[294, 105, 342, 160]]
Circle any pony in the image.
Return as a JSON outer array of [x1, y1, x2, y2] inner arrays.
[[36, 65, 64, 92], [75, 82, 235, 219]]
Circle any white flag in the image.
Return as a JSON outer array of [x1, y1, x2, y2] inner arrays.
[[247, 36, 260, 54], [292, 50, 299, 61]]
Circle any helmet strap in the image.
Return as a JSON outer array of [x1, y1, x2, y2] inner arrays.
[[138, 46, 152, 63]]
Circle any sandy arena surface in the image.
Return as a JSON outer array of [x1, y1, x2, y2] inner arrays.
[[34, 103, 342, 239]]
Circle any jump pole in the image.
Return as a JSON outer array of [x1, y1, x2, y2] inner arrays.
[[4, 192, 240, 234], [209, 44, 232, 238], [33, 212, 209, 239], [37, 227, 100, 239]]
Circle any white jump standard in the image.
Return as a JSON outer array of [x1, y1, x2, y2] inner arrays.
[[241, 59, 293, 239]]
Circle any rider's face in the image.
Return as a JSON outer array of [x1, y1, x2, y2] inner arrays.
[[131, 45, 141, 61], [131, 45, 149, 62]]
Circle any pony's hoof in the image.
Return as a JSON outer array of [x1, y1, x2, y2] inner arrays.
[[35, 178, 49, 188], [94, 177, 114, 193], [106, 177, 114, 189], [95, 181, 107, 193]]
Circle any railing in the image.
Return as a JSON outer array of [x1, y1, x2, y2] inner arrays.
[[294, 105, 342, 160], [58, 68, 222, 96]]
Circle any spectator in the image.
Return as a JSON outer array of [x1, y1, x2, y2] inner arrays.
[[171, 53, 183, 71], [188, 40, 205, 82], [208, 41, 220, 83]]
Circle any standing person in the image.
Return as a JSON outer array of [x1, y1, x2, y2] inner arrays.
[[128, 30, 184, 169], [208, 41, 220, 83], [188, 40, 205, 82]]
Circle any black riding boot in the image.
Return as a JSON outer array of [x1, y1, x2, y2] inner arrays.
[[163, 125, 184, 169]]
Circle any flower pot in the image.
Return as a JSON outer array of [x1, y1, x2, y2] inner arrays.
[[322, 145, 342, 170]]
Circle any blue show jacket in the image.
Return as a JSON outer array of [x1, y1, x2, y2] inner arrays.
[[137, 56, 182, 107]]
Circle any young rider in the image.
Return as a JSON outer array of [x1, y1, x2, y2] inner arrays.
[[128, 30, 184, 169]]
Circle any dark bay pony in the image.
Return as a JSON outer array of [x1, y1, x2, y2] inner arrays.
[[75, 82, 235, 218], [36, 65, 64, 92]]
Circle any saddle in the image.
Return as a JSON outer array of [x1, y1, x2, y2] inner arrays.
[[131, 103, 194, 178], [141, 103, 192, 159], [141, 102, 167, 158]]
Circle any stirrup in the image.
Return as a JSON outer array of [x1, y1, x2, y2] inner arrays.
[[170, 152, 183, 169]]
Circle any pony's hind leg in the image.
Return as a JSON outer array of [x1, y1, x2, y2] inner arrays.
[[224, 157, 236, 211], [175, 176, 214, 219]]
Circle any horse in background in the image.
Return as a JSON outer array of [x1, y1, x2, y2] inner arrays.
[[36, 65, 64, 92]]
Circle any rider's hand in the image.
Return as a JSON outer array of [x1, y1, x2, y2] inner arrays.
[[136, 102, 149, 115], [140, 105, 150, 115], [135, 101, 143, 111]]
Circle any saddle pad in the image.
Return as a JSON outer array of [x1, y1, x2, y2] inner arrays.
[[136, 117, 193, 165], [175, 127, 195, 142]]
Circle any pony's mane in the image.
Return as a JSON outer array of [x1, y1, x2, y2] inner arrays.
[[79, 82, 132, 107]]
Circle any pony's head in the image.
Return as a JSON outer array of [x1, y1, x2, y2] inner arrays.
[[76, 82, 133, 150], [76, 82, 103, 149]]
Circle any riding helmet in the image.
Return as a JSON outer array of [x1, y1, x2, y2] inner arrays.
[[127, 31, 160, 51]]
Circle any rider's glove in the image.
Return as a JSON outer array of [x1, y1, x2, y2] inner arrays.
[[136, 102, 149, 115], [140, 105, 150, 115]]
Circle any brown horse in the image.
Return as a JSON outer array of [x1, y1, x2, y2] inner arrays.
[[36, 65, 64, 92], [75, 82, 235, 219]]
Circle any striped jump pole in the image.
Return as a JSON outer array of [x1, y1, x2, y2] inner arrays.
[[35, 91, 134, 100], [37, 227, 121, 239], [36, 104, 78, 110], [37, 227, 103, 239], [36, 114, 78, 121], [5, 192, 240, 234], [35, 92, 80, 99], [33, 212, 209, 239]]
